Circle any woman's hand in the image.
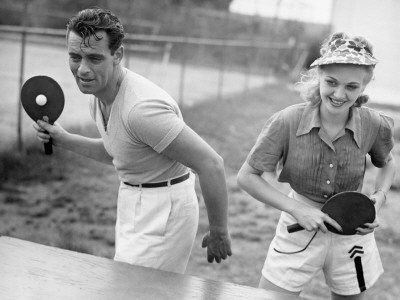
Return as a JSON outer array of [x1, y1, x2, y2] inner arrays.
[[356, 215, 379, 235], [291, 204, 343, 233], [356, 192, 383, 235]]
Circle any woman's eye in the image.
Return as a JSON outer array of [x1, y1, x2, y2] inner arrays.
[[326, 80, 336, 86]]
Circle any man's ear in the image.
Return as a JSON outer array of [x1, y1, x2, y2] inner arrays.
[[113, 46, 124, 65]]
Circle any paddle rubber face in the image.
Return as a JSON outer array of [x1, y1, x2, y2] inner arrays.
[[21, 76, 64, 155], [287, 191, 376, 235], [21, 76, 64, 124], [322, 191, 375, 235]]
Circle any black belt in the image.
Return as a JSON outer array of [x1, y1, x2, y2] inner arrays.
[[124, 173, 190, 188]]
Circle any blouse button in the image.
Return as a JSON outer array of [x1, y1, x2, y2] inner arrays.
[[329, 164, 334, 168], [326, 180, 331, 185]]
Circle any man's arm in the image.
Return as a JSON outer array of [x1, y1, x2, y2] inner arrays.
[[34, 120, 113, 165], [161, 125, 232, 263]]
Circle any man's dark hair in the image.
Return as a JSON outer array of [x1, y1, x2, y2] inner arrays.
[[67, 8, 125, 54]]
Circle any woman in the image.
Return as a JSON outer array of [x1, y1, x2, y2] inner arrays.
[[237, 32, 395, 299]]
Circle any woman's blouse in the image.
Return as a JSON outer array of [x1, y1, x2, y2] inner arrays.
[[247, 102, 394, 203]]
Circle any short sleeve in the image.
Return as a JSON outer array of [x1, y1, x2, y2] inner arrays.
[[247, 110, 287, 172], [127, 99, 185, 153], [369, 113, 394, 168]]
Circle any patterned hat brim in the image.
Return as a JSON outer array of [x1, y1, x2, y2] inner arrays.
[[310, 55, 378, 67], [310, 37, 378, 68]]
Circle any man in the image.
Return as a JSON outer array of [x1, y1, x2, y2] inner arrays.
[[34, 8, 231, 274]]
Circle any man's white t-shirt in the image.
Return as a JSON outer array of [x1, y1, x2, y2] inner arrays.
[[90, 68, 189, 184]]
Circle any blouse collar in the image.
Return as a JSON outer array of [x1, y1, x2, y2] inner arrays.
[[296, 102, 362, 148]]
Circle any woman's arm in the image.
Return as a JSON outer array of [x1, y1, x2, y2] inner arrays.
[[371, 152, 396, 210], [357, 152, 396, 234], [237, 162, 342, 233]]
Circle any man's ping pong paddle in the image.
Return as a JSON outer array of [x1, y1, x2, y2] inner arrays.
[[21, 76, 64, 155], [287, 191, 376, 235]]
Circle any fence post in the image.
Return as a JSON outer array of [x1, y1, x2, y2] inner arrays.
[[178, 2, 191, 108], [217, 10, 230, 102], [17, 0, 29, 153], [243, 13, 257, 99]]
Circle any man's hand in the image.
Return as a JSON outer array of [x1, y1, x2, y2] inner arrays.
[[201, 229, 232, 263], [34, 118, 67, 147]]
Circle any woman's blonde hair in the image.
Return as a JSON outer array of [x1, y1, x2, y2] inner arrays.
[[297, 32, 375, 107]]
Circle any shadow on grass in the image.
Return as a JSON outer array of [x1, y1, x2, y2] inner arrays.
[[54, 227, 94, 255], [0, 122, 100, 184]]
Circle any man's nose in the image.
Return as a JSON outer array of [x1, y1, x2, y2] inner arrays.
[[77, 59, 90, 75]]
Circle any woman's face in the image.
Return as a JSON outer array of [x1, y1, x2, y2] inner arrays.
[[318, 64, 368, 115]]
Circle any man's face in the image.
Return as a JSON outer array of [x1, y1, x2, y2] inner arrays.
[[67, 30, 119, 97]]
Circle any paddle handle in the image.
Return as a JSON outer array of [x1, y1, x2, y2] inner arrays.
[[43, 127, 53, 155], [44, 138, 53, 155], [287, 223, 305, 233]]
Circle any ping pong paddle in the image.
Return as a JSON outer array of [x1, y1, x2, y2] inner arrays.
[[287, 191, 375, 235], [21, 76, 64, 155]]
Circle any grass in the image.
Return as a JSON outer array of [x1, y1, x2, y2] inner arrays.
[[182, 84, 298, 171], [1, 82, 399, 299]]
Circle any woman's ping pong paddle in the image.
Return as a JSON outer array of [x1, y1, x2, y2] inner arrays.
[[21, 76, 64, 155], [287, 191, 376, 235]]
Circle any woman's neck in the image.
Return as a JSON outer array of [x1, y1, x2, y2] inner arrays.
[[319, 105, 350, 141], [319, 105, 350, 128]]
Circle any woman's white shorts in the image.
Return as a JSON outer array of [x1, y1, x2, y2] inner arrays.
[[262, 191, 383, 296]]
